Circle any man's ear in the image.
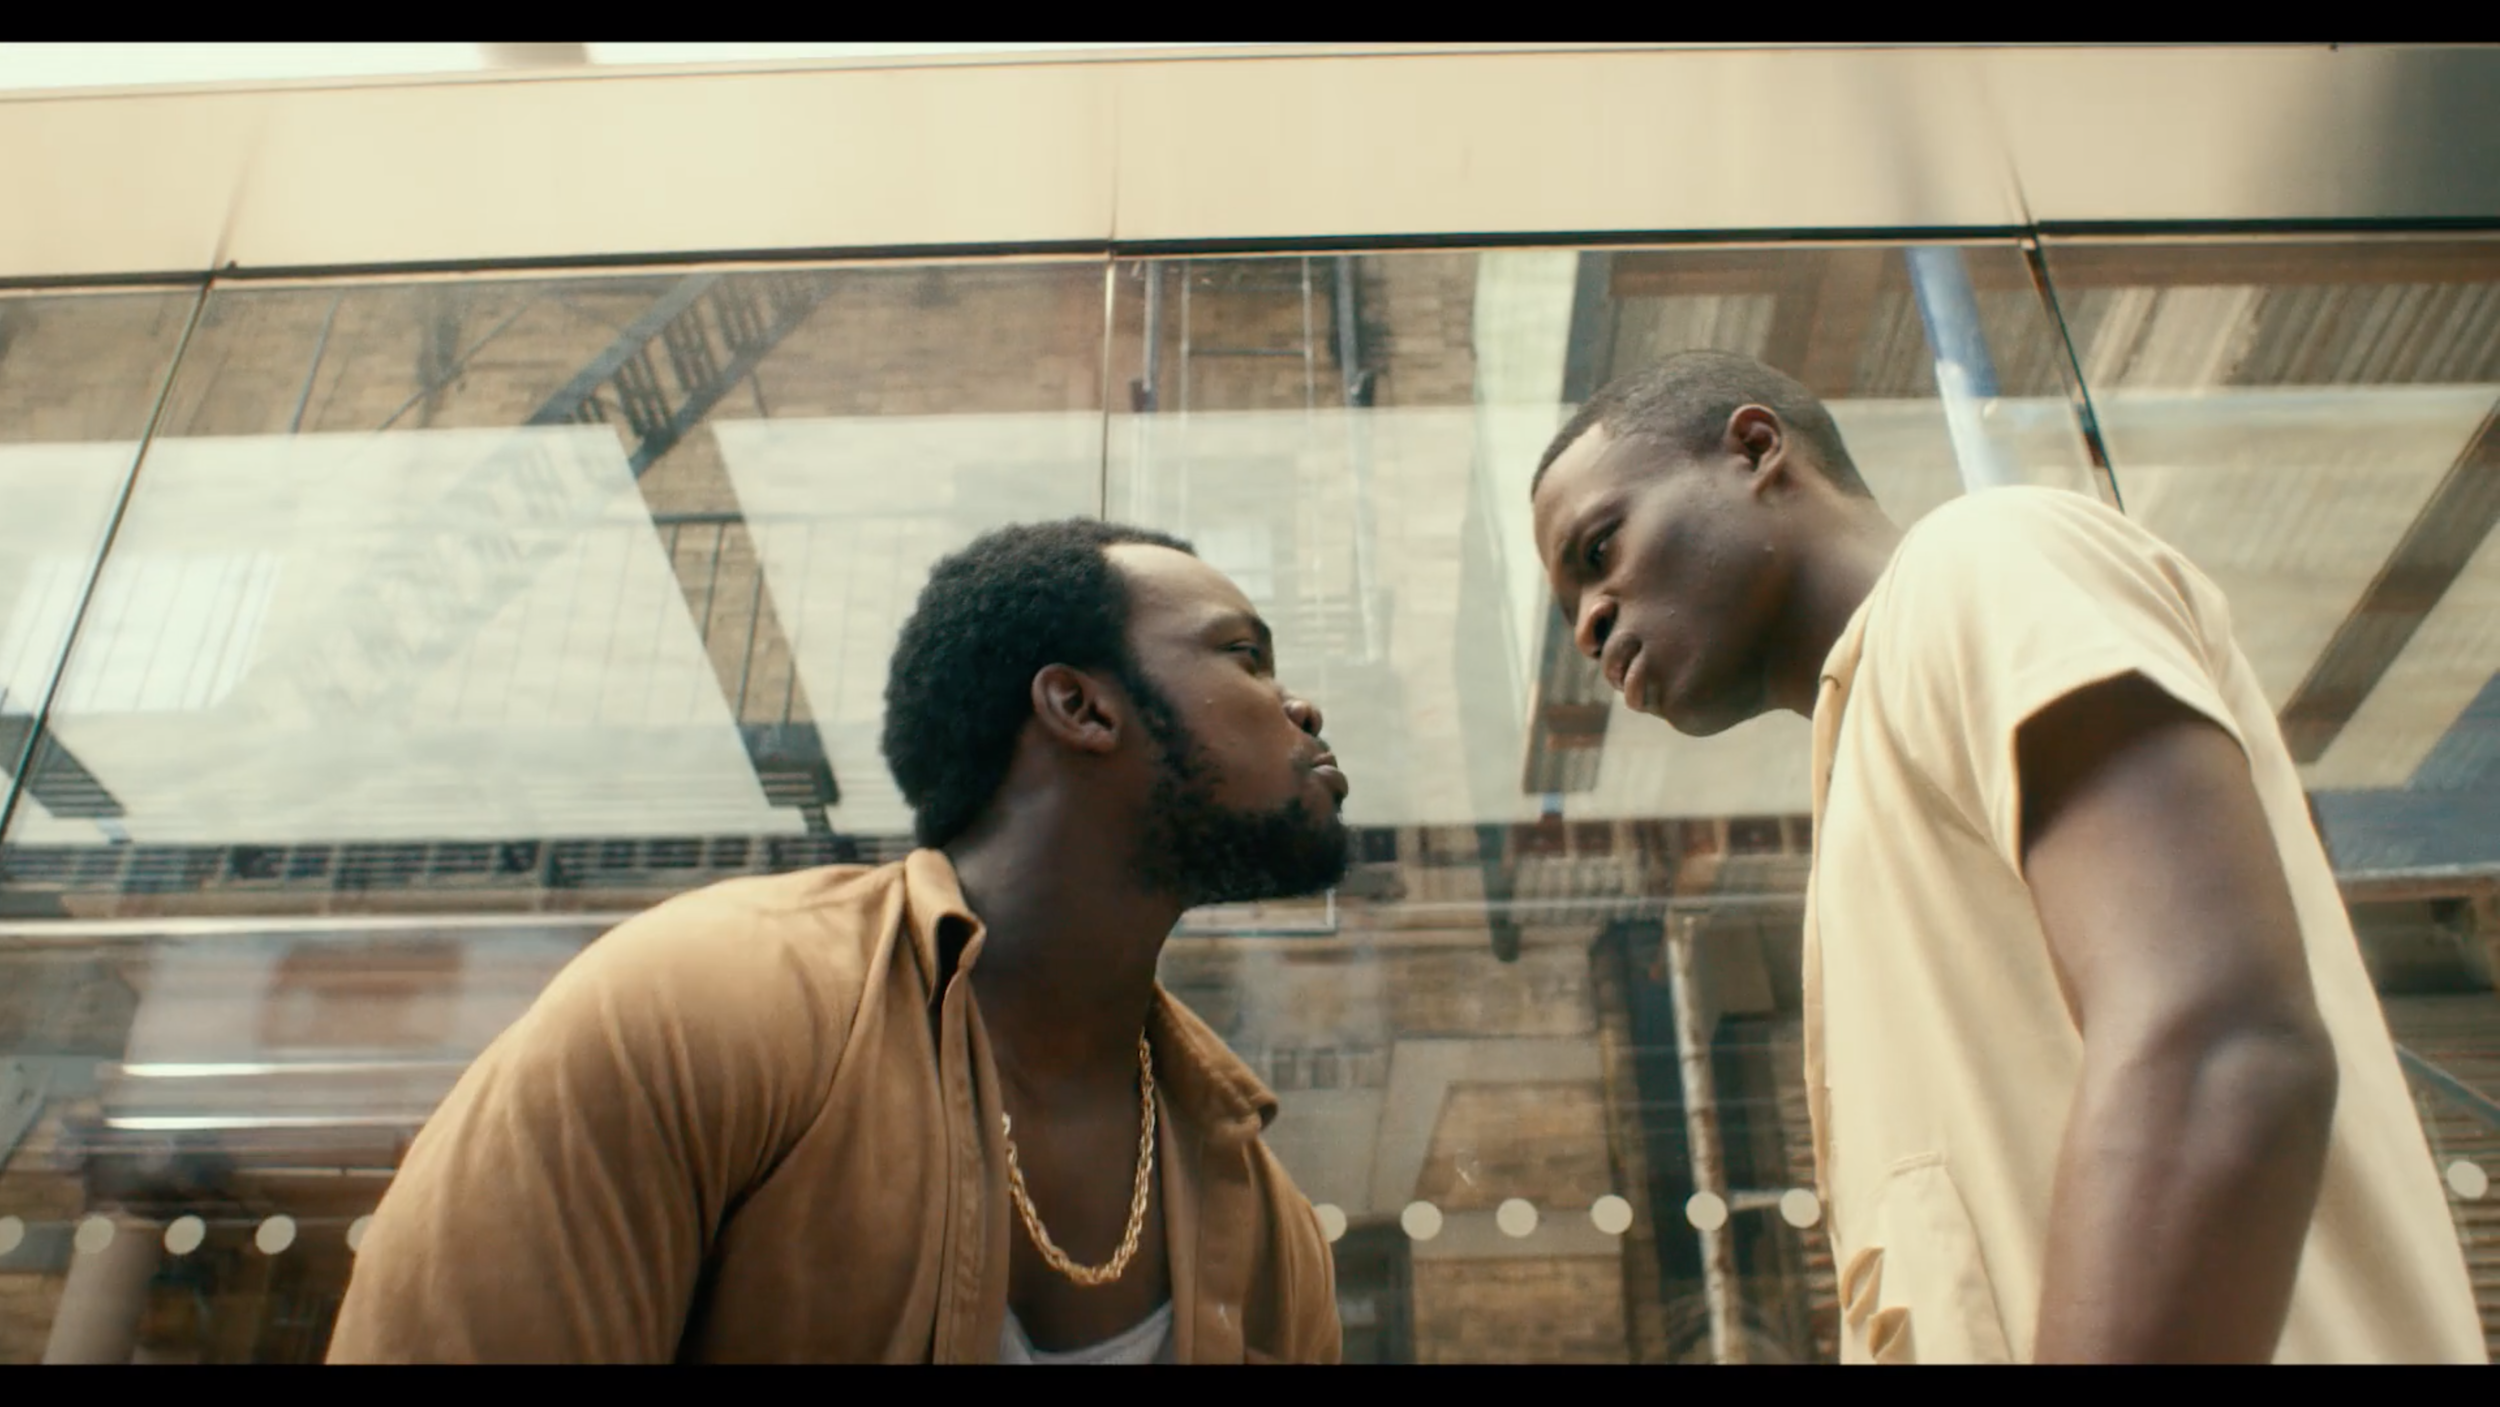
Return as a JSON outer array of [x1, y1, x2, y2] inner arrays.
[[1727, 404, 1792, 496], [1029, 663, 1124, 755]]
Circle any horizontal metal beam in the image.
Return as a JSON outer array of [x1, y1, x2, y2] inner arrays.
[[7, 48, 2500, 280]]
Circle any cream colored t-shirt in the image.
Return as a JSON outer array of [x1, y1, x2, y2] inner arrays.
[[1802, 486, 2486, 1365]]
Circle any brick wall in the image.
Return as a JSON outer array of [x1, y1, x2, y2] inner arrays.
[[1412, 1256, 1626, 1364], [1415, 1082, 1612, 1210], [0, 290, 195, 443], [1387, 946, 1595, 1038], [0, 1275, 63, 1364], [0, 255, 1657, 1365]]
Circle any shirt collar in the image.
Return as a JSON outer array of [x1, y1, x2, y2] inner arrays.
[[1819, 589, 1879, 702], [899, 848, 1276, 1143]]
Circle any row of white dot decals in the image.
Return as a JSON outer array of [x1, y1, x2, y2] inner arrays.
[[1310, 1189, 1809, 1244], [0, 1214, 375, 1258], [1316, 1160, 2500, 1246], [3, 1160, 2488, 1261]]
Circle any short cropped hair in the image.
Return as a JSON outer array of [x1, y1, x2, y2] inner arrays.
[[882, 518, 1195, 849], [1531, 350, 1871, 499]]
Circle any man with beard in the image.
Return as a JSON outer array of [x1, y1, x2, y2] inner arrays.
[[327, 520, 1352, 1364], [1527, 351, 2484, 1364]]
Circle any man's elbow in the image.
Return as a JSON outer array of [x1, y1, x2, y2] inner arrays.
[[2198, 1014, 2340, 1153]]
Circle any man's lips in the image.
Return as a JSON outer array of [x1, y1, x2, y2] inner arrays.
[[1602, 637, 1642, 695], [1310, 751, 1350, 801]]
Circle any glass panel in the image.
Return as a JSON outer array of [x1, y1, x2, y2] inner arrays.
[[0, 289, 200, 845], [1109, 244, 2098, 1362], [27, 236, 2491, 1366], [0, 260, 1106, 1362], [1, 262, 1109, 913], [0, 285, 202, 1365], [2043, 234, 2500, 1361]]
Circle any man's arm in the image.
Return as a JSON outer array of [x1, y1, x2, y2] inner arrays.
[[326, 913, 802, 1362], [2017, 672, 2339, 1363]]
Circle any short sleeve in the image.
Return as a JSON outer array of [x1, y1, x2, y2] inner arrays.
[[1864, 488, 2248, 872]]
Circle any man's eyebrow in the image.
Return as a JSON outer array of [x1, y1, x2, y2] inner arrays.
[[1207, 610, 1273, 650], [1545, 513, 1590, 581], [1551, 491, 1624, 578]]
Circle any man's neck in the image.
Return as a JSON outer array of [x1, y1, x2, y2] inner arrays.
[[946, 810, 1185, 1096], [1769, 503, 1902, 716]]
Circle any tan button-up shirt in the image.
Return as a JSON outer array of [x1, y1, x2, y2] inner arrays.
[[327, 850, 1342, 1363]]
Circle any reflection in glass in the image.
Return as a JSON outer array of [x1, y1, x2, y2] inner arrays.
[[0, 289, 200, 856], [0, 235, 2491, 1365], [0, 262, 1111, 1363], [1, 262, 1111, 917], [1112, 245, 2097, 1363]]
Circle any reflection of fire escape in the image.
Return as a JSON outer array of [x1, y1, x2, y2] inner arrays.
[[1136, 256, 1400, 920], [0, 303, 126, 833], [0, 274, 847, 909], [357, 274, 843, 833], [1519, 253, 1619, 799], [543, 274, 843, 832], [296, 274, 842, 839], [1142, 257, 1387, 663], [3, 715, 123, 826]]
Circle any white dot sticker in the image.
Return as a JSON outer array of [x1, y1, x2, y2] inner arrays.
[[0, 1216, 23, 1257], [347, 1215, 374, 1253], [1590, 1194, 1634, 1236], [1400, 1201, 1444, 1242], [2449, 1160, 2489, 1202], [1496, 1199, 1539, 1238], [1685, 1191, 1730, 1232], [255, 1215, 296, 1256], [164, 1216, 206, 1256], [1780, 1188, 1823, 1229], [74, 1216, 115, 1255]]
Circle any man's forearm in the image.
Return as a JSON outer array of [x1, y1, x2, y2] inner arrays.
[[2031, 1021, 2337, 1363]]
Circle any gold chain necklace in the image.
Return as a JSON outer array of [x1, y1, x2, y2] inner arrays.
[[999, 1032, 1157, 1288]]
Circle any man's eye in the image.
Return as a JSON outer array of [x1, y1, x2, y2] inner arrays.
[[1583, 529, 1616, 573]]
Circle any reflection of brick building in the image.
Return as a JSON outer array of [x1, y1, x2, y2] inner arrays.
[[2, 826, 2497, 1361], [3, 242, 2499, 1364]]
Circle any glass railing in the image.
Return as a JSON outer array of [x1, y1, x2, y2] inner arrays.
[[1, 235, 2494, 1363]]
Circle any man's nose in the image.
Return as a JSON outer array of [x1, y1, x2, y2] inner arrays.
[[1285, 694, 1325, 739], [1574, 596, 1616, 661]]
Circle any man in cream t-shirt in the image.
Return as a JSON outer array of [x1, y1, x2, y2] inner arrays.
[[1528, 349, 2485, 1364]]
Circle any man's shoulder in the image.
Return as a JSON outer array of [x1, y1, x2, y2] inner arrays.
[[1896, 486, 2135, 568], [1876, 487, 2174, 620], [551, 862, 905, 1020], [632, 862, 898, 933]]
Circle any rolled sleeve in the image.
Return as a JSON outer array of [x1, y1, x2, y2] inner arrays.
[[1867, 489, 2247, 873]]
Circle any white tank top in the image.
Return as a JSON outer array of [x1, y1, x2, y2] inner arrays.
[[996, 1303, 1176, 1365]]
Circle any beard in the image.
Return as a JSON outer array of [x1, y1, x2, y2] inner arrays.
[[1126, 682, 1350, 908]]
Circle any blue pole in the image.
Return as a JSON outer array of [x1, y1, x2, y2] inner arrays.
[[1905, 246, 2016, 493]]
